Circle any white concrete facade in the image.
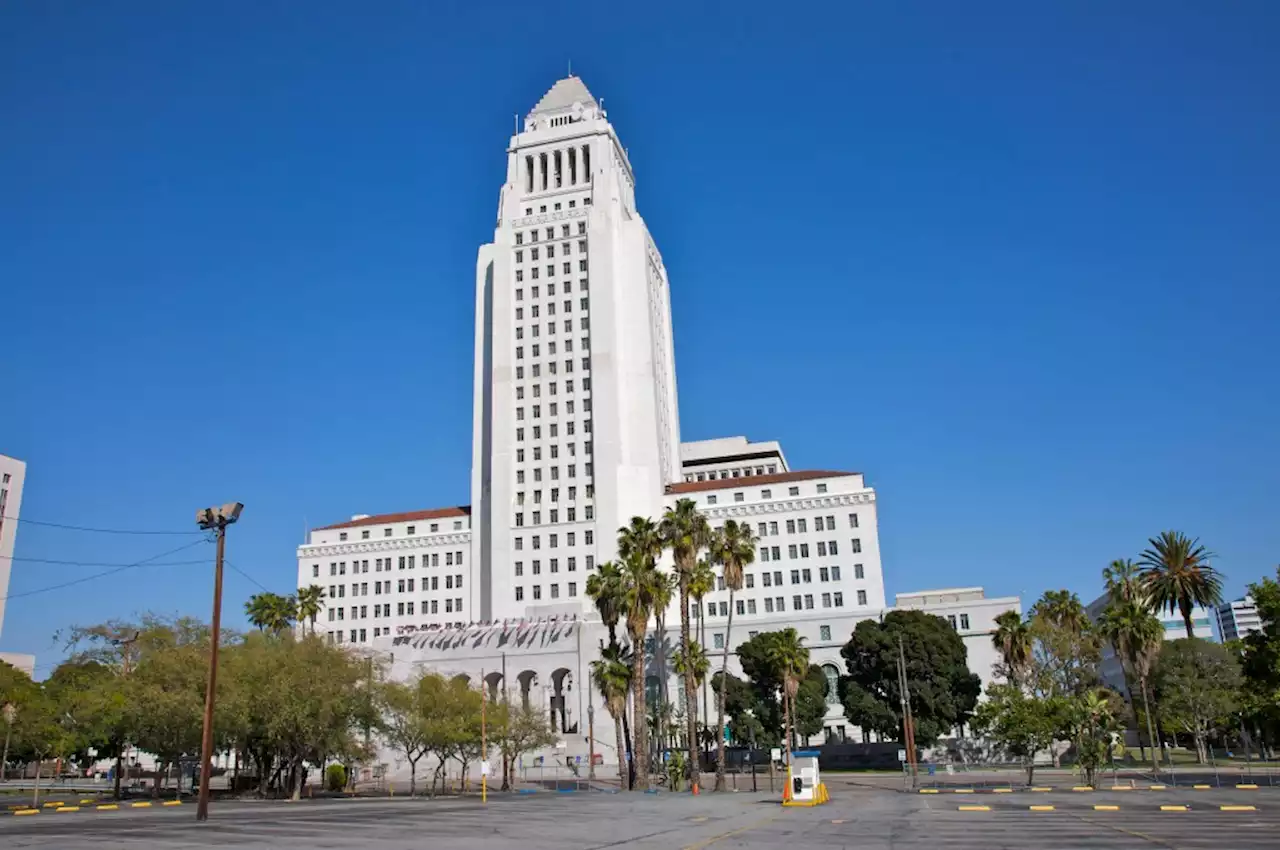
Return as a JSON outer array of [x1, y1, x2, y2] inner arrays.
[[1215, 597, 1261, 643], [0, 454, 27, 643], [891, 587, 1022, 694]]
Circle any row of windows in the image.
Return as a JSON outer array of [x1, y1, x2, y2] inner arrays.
[[514, 241, 587, 263], [512, 463, 594, 484], [327, 625, 466, 645], [326, 597, 464, 620], [514, 505, 594, 526], [947, 613, 972, 631], [336, 519, 465, 541], [516, 403, 593, 421], [514, 582, 578, 601], [758, 539, 863, 560], [515, 219, 588, 245], [521, 198, 591, 217], [523, 148, 590, 194], [514, 261, 589, 282], [684, 465, 779, 483], [515, 333, 590, 359], [516, 320, 591, 341], [514, 339, 589, 379], [327, 574, 464, 598], [512, 555, 595, 575], [699, 590, 865, 628], [514, 530, 594, 550], [758, 515, 859, 536], [516, 380, 587, 399], [514, 419, 591, 442], [514, 281, 588, 302], [705, 482, 836, 505], [316, 551, 464, 577]]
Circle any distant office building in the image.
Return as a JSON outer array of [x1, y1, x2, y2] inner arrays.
[[1086, 591, 1214, 692], [0, 454, 26, 641], [1216, 597, 1262, 643]]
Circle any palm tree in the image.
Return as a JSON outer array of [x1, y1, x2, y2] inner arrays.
[[659, 498, 711, 791], [616, 517, 665, 791], [991, 610, 1032, 689], [766, 628, 809, 776], [1030, 589, 1089, 634], [706, 519, 756, 791], [1138, 531, 1223, 637], [296, 585, 326, 636], [673, 637, 710, 756], [591, 643, 633, 790], [1103, 559, 1144, 606], [586, 561, 626, 646], [1097, 597, 1164, 772], [688, 558, 715, 754], [244, 592, 298, 634], [649, 571, 677, 767]]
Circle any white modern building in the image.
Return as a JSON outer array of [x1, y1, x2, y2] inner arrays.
[[1216, 597, 1262, 643], [295, 76, 921, 773], [891, 587, 1022, 693]]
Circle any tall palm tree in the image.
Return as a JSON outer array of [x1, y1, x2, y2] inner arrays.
[[688, 558, 715, 753], [659, 498, 711, 791], [244, 592, 298, 634], [1138, 531, 1223, 638], [591, 643, 633, 790], [766, 628, 809, 773], [295, 585, 326, 636], [1030, 589, 1089, 634], [706, 519, 756, 791], [650, 571, 677, 767], [586, 561, 626, 646], [616, 517, 665, 791], [1097, 598, 1164, 772], [1103, 559, 1144, 606], [672, 639, 709, 697], [991, 610, 1032, 689]]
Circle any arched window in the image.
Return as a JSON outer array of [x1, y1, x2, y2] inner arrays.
[[822, 664, 840, 705]]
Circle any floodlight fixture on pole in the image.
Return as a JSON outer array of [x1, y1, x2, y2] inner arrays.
[[194, 501, 243, 821]]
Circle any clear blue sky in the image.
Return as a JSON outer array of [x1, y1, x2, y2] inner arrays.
[[3, 2, 1277, 672]]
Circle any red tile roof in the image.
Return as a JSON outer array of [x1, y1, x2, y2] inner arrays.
[[665, 469, 858, 495], [315, 506, 471, 531]]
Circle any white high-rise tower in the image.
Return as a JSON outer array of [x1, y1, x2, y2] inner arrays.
[[470, 77, 680, 622]]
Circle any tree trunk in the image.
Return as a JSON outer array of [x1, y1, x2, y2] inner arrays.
[[655, 610, 667, 772], [630, 631, 650, 790], [1026, 758, 1035, 786], [700, 606, 709, 759], [714, 588, 735, 792], [1180, 599, 1195, 638], [409, 759, 418, 797], [679, 580, 698, 791], [32, 756, 42, 808], [784, 689, 793, 792], [290, 760, 303, 801], [113, 750, 122, 799], [614, 716, 627, 790], [622, 705, 635, 789], [1140, 676, 1159, 775]]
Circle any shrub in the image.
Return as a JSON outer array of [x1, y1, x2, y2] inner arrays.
[[325, 764, 347, 792]]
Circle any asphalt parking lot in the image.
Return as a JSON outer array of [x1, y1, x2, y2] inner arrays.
[[1, 783, 1276, 849]]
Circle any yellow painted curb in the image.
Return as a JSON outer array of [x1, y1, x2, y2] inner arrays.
[[1110, 786, 1133, 791], [55, 806, 80, 813], [1221, 805, 1257, 812], [79, 799, 96, 804], [96, 804, 119, 811], [1031, 787, 1053, 792], [1094, 804, 1120, 811], [42, 802, 63, 808], [1030, 805, 1055, 811], [1237, 784, 1259, 790], [831, 818, 846, 824], [918, 789, 939, 794], [131, 801, 152, 808], [1193, 784, 1211, 790], [1149, 785, 1167, 790], [1072, 786, 1093, 792], [992, 788, 1013, 794], [14, 809, 40, 816], [162, 800, 183, 806], [1160, 805, 1188, 812], [957, 805, 990, 811], [953, 789, 975, 794]]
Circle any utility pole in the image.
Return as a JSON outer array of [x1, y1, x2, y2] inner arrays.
[[480, 668, 487, 804], [111, 631, 140, 799], [195, 503, 243, 822], [587, 666, 596, 781]]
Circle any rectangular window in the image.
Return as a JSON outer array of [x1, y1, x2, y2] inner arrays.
[[786, 520, 796, 534], [829, 540, 838, 555], [533, 585, 542, 600], [960, 614, 970, 630], [719, 601, 728, 616], [736, 599, 745, 615], [822, 593, 831, 608], [817, 483, 827, 494], [820, 625, 832, 641], [713, 633, 724, 649], [851, 538, 862, 553], [832, 565, 842, 581], [849, 513, 859, 528], [854, 563, 863, 579], [762, 572, 772, 587], [804, 594, 814, 610], [764, 598, 774, 613], [791, 569, 801, 584], [788, 544, 797, 559], [819, 567, 829, 582], [760, 548, 770, 562], [516, 586, 524, 601], [734, 492, 744, 503], [817, 542, 827, 557], [793, 595, 802, 611], [800, 543, 810, 558]]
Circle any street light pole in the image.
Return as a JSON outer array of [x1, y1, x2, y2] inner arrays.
[[195, 503, 242, 822], [587, 667, 596, 781]]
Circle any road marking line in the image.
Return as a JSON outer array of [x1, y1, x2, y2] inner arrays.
[[79, 799, 95, 804], [681, 815, 778, 850], [1029, 805, 1055, 811], [131, 801, 152, 808], [1110, 786, 1133, 791], [1160, 805, 1188, 812], [690, 816, 708, 822], [1221, 805, 1257, 811], [96, 804, 119, 811], [1148, 785, 1167, 790], [55, 806, 80, 813], [1093, 804, 1120, 811], [1031, 787, 1053, 792], [831, 818, 846, 824], [162, 800, 182, 806], [1072, 786, 1093, 792], [992, 788, 1013, 793], [13, 809, 40, 816], [918, 789, 939, 794], [957, 805, 990, 811], [42, 802, 63, 808], [953, 788, 975, 794], [1237, 784, 1259, 790]]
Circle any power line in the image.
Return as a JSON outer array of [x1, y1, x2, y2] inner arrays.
[[0, 555, 210, 567], [0, 514, 207, 536], [0, 538, 211, 604], [223, 559, 274, 594]]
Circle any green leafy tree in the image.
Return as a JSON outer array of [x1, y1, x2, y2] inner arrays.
[[1028, 590, 1100, 699], [840, 610, 981, 746], [793, 665, 830, 741], [1154, 638, 1242, 763], [1239, 567, 1280, 754], [659, 497, 711, 788], [971, 684, 1062, 784], [1097, 596, 1163, 770], [1138, 531, 1223, 638], [1, 660, 38, 781], [706, 518, 756, 791], [1066, 688, 1124, 786], [379, 678, 432, 795], [492, 701, 556, 791], [585, 561, 625, 647], [687, 559, 716, 744]]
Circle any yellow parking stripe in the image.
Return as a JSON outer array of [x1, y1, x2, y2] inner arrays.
[[96, 804, 119, 811], [1221, 805, 1257, 812], [1237, 784, 1259, 790], [55, 806, 80, 813], [1072, 786, 1093, 792], [131, 801, 152, 808], [1193, 784, 1211, 790], [42, 802, 63, 808], [1031, 787, 1053, 792], [958, 805, 991, 811], [162, 800, 183, 806], [13, 809, 40, 816], [918, 789, 939, 794], [1110, 786, 1133, 791], [992, 788, 1013, 793], [1160, 805, 1188, 812], [79, 798, 96, 804], [1149, 785, 1167, 790], [1093, 804, 1120, 811], [953, 788, 975, 794], [1030, 805, 1055, 811]]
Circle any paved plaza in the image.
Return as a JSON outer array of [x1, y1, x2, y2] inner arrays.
[[1, 780, 1277, 849]]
